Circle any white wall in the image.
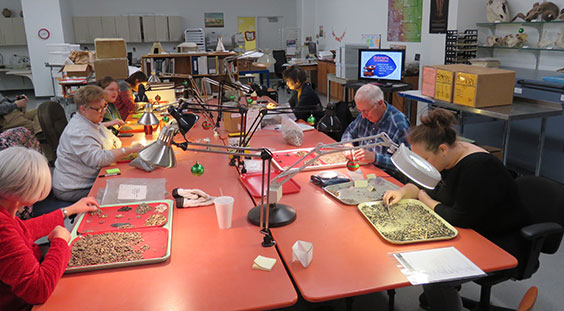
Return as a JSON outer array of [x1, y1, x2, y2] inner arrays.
[[59, 0, 75, 44]]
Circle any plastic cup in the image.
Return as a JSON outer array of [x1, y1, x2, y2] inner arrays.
[[214, 196, 234, 229]]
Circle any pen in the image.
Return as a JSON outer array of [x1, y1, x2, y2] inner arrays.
[[98, 172, 121, 178]]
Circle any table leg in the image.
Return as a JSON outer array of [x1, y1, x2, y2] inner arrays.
[[344, 86, 349, 104], [535, 118, 547, 176], [327, 78, 331, 103], [266, 73, 270, 88], [502, 120, 511, 166]]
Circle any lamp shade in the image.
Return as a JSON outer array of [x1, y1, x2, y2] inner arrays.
[[138, 103, 160, 126], [316, 102, 342, 133], [391, 144, 441, 189], [138, 126, 177, 168]]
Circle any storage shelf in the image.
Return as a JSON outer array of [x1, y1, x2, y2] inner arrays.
[[477, 20, 564, 26], [477, 45, 564, 52]]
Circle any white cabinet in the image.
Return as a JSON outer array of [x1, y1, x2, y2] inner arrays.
[[168, 16, 183, 42], [101, 16, 117, 38], [128, 16, 142, 43], [115, 16, 130, 42], [73, 17, 90, 43], [0, 17, 27, 45]]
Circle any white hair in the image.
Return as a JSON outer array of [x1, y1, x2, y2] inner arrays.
[[0, 146, 51, 204], [354, 84, 384, 107]]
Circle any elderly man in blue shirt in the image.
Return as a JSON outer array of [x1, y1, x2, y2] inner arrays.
[[341, 84, 410, 171]]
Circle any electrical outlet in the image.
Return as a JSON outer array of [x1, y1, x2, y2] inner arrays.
[[414, 53, 420, 61], [132, 47, 136, 52]]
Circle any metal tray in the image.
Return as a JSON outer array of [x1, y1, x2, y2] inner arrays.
[[323, 177, 399, 205], [272, 148, 348, 172], [358, 199, 458, 244], [65, 199, 173, 274]]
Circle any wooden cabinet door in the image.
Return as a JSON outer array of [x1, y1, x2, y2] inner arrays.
[[142, 16, 156, 42], [168, 16, 183, 42], [101, 16, 117, 38], [73, 17, 90, 43], [128, 16, 142, 43], [115, 16, 131, 42], [155, 16, 168, 42], [317, 61, 327, 95]]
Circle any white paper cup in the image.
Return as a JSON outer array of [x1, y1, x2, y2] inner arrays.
[[214, 196, 234, 229]]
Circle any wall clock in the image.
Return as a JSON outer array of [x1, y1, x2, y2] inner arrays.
[[38, 28, 50, 40]]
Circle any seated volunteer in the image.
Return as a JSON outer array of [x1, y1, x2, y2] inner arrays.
[[0, 146, 99, 310], [282, 65, 323, 124], [341, 84, 410, 171], [52, 85, 143, 202], [98, 76, 125, 133], [114, 71, 148, 120], [0, 94, 42, 134], [383, 109, 529, 311]]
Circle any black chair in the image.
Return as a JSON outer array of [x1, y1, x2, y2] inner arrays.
[[37, 101, 68, 165], [461, 175, 564, 311], [272, 49, 290, 93]]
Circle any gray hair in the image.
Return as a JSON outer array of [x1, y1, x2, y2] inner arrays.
[[354, 84, 384, 107], [0, 146, 51, 204]]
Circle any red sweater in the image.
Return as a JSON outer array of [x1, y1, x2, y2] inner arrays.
[[0, 208, 69, 310]]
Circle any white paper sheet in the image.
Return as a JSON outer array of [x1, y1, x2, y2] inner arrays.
[[117, 184, 148, 201], [393, 246, 486, 285]]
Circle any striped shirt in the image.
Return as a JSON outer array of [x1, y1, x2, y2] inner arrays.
[[341, 104, 410, 170]]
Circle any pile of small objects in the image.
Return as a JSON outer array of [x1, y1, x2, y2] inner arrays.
[[69, 231, 147, 267]]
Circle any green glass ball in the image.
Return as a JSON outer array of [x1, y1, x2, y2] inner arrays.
[[162, 116, 170, 122], [307, 114, 316, 125], [191, 162, 204, 176], [202, 120, 212, 129], [346, 160, 360, 171], [519, 28, 524, 33]]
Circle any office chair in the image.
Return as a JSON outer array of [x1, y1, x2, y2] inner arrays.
[[37, 101, 68, 165], [272, 49, 290, 94], [461, 175, 564, 311]]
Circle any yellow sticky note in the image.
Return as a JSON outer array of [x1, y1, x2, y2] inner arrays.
[[354, 180, 368, 188], [367, 185, 375, 192], [253, 255, 276, 271], [366, 173, 377, 180]]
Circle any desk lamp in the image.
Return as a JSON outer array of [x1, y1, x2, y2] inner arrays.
[[138, 122, 277, 247], [137, 102, 160, 135]]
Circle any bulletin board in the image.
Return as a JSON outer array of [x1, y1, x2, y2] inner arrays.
[[387, 0, 423, 42], [238, 17, 257, 51]]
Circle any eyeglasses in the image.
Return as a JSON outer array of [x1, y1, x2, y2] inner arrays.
[[87, 103, 108, 113]]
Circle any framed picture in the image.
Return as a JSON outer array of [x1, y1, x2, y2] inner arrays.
[[205, 12, 224, 28]]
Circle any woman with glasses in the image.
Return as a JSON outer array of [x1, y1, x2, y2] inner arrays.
[[52, 85, 144, 202], [282, 65, 323, 125], [98, 76, 125, 133]]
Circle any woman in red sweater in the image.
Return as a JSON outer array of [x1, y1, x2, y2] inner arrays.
[[114, 71, 148, 120], [0, 147, 99, 310]]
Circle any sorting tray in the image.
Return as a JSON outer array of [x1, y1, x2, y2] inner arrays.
[[323, 177, 399, 205], [65, 199, 173, 273], [239, 171, 301, 197], [358, 199, 458, 244], [272, 148, 348, 172], [77, 201, 171, 234]]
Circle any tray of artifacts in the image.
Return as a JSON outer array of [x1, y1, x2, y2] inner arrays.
[[323, 177, 399, 205], [65, 199, 173, 273], [76, 201, 172, 234], [118, 122, 161, 133], [66, 227, 170, 273], [358, 199, 458, 244], [272, 148, 348, 172]]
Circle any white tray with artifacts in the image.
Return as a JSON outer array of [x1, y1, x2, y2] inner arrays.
[[323, 176, 400, 205], [272, 148, 348, 172], [65, 200, 173, 274], [358, 199, 458, 244]]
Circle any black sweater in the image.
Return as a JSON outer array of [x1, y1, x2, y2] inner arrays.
[[427, 152, 529, 256], [288, 82, 324, 124]]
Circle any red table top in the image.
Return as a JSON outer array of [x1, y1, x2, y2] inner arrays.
[[250, 130, 518, 302], [34, 116, 297, 311]]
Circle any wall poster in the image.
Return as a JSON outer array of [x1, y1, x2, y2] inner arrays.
[[429, 0, 449, 33], [387, 0, 423, 42]]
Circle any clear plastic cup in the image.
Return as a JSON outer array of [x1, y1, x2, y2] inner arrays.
[[214, 196, 234, 229]]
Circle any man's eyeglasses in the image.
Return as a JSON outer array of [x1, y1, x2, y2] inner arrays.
[[87, 104, 108, 113]]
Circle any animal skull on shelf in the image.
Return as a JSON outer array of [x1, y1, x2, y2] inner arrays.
[[511, 1, 560, 22], [487, 0, 510, 22], [487, 35, 503, 46], [504, 33, 528, 47]]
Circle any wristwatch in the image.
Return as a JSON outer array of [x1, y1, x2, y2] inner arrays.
[[61, 208, 68, 218]]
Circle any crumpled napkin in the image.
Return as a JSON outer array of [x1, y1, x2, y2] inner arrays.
[[172, 188, 215, 208], [292, 240, 313, 268]]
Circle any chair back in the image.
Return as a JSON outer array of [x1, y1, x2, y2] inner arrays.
[[37, 101, 68, 161], [272, 50, 287, 77], [516, 175, 564, 226]]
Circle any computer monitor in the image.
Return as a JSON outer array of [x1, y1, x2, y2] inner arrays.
[[358, 49, 405, 84], [307, 42, 317, 55]]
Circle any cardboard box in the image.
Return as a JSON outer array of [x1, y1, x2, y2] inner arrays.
[[454, 67, 515, 107], [94, 58, 129, 80], [95, 38, 127, 59], [421, 66, 437, 97], [431, 64, 472, 102], [60, 64, 92, 77]]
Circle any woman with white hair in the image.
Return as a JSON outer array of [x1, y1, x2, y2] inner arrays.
[[0, 146, 99, 310]]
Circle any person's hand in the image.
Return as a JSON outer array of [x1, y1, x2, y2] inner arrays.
[[66, 197, 100, 216], [128, 143, 145, 153], [350, 148, 375, 164], [15, 95, 28, 109], [382, 189, 404, 206], [417, 189, 440, 210], [108, 119, 125, 127], [343, 143, 354, 159], [48, 226, 71, 243]]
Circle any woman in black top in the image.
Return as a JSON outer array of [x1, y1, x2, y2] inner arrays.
[[282, 65, 323, 124], [383, 109, 528, 311]]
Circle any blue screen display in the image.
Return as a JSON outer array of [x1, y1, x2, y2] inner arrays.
[[358, 49, 405, 82]]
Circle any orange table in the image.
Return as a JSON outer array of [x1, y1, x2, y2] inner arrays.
[[34, 117, 297, 310], [250, 130, 518, 302]]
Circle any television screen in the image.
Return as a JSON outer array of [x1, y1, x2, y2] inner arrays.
[[358, 49, 405, 83]]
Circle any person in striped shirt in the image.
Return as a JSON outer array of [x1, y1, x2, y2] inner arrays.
[[341, 84, 410, 171]]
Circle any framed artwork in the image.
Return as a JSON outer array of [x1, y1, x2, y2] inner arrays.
[[429, 0, 449, 33], [205, 13, 224, 28]]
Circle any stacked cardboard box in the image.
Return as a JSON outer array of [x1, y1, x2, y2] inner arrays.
[[94, 38, 129, 80]]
